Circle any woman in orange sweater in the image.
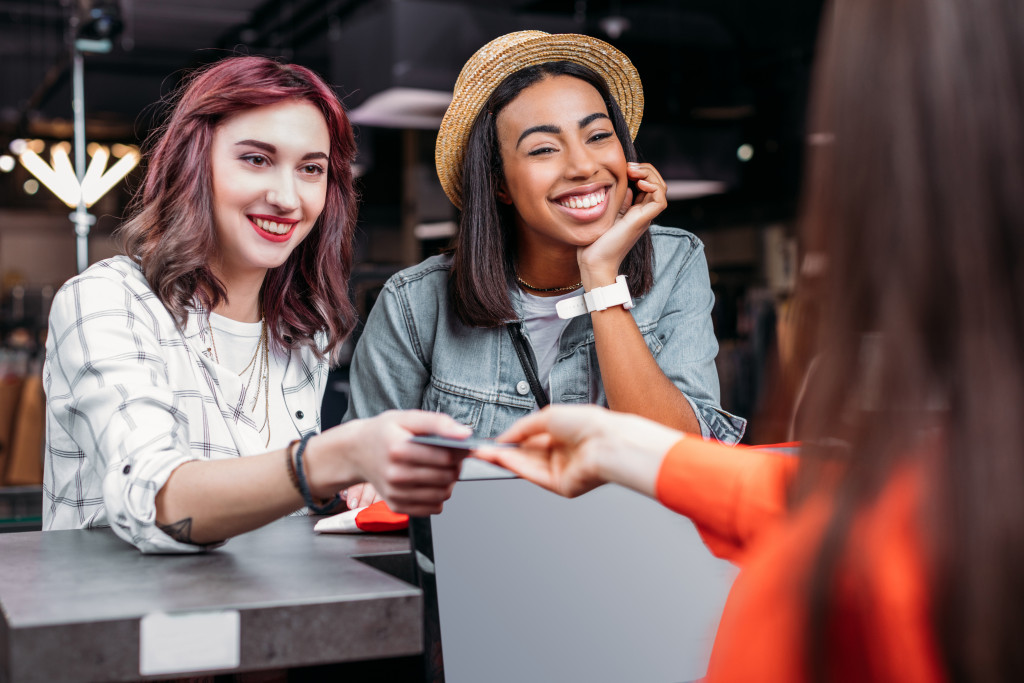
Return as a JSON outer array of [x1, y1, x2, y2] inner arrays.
[[477, 0, 1024, 680]]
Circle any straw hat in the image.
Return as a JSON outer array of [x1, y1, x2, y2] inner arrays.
[[435, 30, 644, 209]]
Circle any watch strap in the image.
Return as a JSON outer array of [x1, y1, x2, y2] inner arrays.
[[555, 295, 589, 319], [556, 275, 633, 319]]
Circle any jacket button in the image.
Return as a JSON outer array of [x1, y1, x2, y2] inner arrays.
[[515, 381, 530, 395], [123, 465, 131, 475], [295, 410, 305, 419]]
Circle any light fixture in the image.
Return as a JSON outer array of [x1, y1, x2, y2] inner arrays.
[[0, 155, 14, 173], [664, 180, 727, 201], [414, 221, 457, 241], [74, 0, 123, 53], [15, 140, 139, 209], [347, 88, 453, 130], [18, 144, 81, 206], [599, 15, 630, 39], [599, 0, 630, 39]]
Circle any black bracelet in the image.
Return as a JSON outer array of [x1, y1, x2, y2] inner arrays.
[[285, 439, 302, 495], [293, 433, 345, 515]]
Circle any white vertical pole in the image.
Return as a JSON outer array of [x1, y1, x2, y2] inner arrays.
[[71, 48, 94, 274]]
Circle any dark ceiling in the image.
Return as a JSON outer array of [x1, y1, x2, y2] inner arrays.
[[2, 0, 823, 128], [0, 0, 825, 226]]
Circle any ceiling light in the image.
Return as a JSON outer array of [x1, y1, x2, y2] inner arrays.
[[19, 148, 81, 206], [664, 180, 728, 201], [17, 141, 139, 208], [347, 88, 452, 130], [599, 15, 630, 40], [414, 222, 457, 240]]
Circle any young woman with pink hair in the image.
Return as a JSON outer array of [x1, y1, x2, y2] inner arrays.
[[43, 56, 468, 553]]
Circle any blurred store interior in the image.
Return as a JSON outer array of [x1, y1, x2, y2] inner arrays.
[[0, 0, 823, 518]]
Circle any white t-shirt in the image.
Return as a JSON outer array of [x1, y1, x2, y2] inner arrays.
[[208, 312, 300, 453], [519, 288, 580, 396]]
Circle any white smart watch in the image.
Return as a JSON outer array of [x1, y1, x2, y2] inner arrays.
[[556, 275, 634, 319]]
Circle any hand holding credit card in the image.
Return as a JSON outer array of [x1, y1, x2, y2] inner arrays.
[[410, 434, 518, 451]]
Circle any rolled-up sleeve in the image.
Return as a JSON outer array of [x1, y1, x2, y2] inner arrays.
[[45, 273, 208, 553]]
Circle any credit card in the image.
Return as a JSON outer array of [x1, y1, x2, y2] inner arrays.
[[409, 435, 517, 451]]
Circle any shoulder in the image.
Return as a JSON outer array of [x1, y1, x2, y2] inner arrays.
[[648, 225, 708, 278], [376, 254, 453, 318], [384, 253, 452, 292], [649, 224, 705, 256], [56, 255, 153, 299], [53, 256, 158, 311], [362, 255, 458, 352], [49, 256, 175, 338]]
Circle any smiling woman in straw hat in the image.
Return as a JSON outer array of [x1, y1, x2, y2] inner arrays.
[[342, 31, 745, 505]]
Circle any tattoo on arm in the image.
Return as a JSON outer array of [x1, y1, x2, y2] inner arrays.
[[158, 518, 195, 544]]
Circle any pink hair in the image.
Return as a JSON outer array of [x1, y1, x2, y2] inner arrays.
[[119, 55, 357, 359]]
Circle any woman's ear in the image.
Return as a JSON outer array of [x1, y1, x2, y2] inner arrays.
[[496, 183, 513, 205]]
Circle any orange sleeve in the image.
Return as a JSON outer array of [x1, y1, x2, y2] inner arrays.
[[654, 438, 799, 563]]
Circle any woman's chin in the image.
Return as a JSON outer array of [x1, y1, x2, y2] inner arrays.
[[567, 220, 615, 246]]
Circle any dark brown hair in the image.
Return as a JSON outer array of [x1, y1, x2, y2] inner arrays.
[[792, 0, 1024, 679], [118, 55, 358, 359], [449, 61, 653, 327]]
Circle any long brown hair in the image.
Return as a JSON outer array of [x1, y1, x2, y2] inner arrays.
[[118, 55, 358, 359], [450, 61, 653, 328], [793, 0, 1024, 679]]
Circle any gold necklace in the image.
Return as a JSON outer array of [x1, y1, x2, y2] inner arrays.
[[515, 274, 582, 293], [208, 315, 272, 447]]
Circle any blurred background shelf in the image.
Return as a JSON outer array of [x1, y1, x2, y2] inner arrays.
[[0, 485, 42, 533]]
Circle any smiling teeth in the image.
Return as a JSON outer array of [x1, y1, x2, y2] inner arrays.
[[253, 217, 290, 234], [557, 189, 607, 210]]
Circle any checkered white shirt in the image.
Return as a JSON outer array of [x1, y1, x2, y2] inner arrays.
[[43, 256, 328, 553]]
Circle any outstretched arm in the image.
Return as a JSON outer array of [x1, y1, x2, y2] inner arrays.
[[478, 405, 796, 561], [155, 410, 472, 546]]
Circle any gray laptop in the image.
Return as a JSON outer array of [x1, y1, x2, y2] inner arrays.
[[413, 459, 738, 683]]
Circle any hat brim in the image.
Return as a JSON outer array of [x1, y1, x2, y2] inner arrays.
[[435, 31, 644, 210]]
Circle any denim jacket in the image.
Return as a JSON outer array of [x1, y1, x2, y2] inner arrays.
[[345, 225, 746, 443]]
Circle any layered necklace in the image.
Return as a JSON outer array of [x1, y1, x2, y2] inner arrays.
[[208, 315, 272, 447], [515, 274, 582, 293]]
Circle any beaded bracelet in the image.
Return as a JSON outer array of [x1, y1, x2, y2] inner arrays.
[[291, 433, 345, 515]]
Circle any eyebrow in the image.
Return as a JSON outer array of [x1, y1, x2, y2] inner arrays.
[[235, 139, 329, 161], [515, 112, 611, 148]]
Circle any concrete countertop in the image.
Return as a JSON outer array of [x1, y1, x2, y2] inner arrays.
[[0, 516, 420, 683]]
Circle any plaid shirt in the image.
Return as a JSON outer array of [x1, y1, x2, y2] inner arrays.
[[43, 256, 328, 553]]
